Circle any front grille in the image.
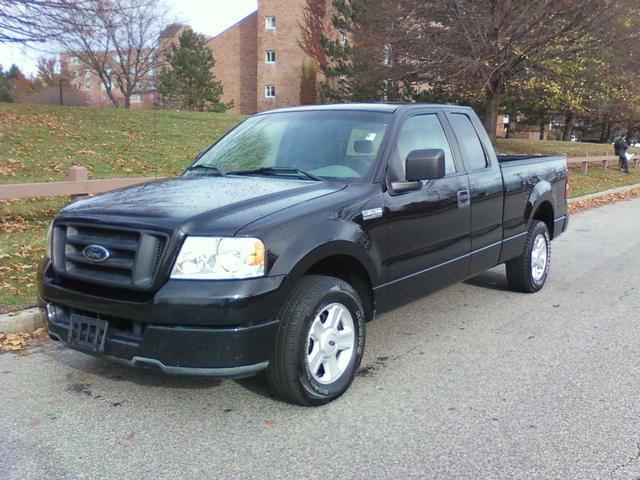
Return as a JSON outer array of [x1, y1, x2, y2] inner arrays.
[[52, 223, 169, 290]]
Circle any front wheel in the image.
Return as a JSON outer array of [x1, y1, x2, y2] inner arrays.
[[267, 275, 366, 406], [505, 220, 551, 293]]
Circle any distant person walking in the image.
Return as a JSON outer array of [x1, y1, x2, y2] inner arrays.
[[614, 135, 631, 174]]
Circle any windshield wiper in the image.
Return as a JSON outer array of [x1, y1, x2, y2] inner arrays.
[[227, 167, 322, 181], [185, 164, 226, 176]]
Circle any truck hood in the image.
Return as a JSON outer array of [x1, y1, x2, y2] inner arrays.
[[58, 176, 346, 235]]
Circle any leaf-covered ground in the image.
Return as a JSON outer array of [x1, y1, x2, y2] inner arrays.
[[0, 103, 245, 184], [0, 197, 68, 312], [1, 103, 640, 313]]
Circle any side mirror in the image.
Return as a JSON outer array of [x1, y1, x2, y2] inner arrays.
[[390, 149, 446, 193], [406, 149, 446, 181]]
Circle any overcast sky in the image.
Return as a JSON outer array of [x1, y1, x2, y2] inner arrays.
[[0, 0, 258, 75]]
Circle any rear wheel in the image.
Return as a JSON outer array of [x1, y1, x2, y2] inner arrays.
[[505, 220, 551, 293], [267, 275, 366, 406]]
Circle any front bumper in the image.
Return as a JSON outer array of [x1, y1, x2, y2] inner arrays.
[[39, 261, 288, 377]]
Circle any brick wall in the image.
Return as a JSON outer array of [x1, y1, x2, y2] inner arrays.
[[208, 13, 258, 114], [256, 0, 307, 112]]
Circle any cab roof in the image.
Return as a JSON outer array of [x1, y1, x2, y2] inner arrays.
[[258, 103, 473, 115]]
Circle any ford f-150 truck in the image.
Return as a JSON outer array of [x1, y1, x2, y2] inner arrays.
[[39, 103, 569, 405]]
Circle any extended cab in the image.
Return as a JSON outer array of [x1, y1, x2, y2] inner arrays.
[[39, 104, 569, 405]]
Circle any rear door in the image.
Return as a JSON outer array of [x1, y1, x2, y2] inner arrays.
[[445, 111, 504, 274], [380, 110, 471, 308]]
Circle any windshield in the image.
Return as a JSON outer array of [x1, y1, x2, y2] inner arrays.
[[188, 110, 392, 181]]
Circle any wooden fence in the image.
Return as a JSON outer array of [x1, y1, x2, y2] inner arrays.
[[0, 166, 156, 201], [567, 154, 640, 174], [1, 156, 638, 201]]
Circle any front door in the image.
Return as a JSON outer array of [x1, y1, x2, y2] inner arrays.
[[379, 111, 471, 309]]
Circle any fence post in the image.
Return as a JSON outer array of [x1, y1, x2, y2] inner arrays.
[[603, 152, 608, 171], [582, 153, 589, 174], [68, 166, 89, 202]]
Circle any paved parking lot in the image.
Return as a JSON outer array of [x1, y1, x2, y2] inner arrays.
[[2, 198, 640, 480]]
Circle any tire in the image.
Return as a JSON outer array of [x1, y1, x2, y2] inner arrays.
[[267, 275, 366, 406], [505, 220, 551, 293]]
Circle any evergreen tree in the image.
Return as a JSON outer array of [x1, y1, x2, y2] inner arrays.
[[0, 65, 15, 102], [157, 28, 232, 112]]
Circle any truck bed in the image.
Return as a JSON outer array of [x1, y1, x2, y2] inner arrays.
[[497, 153, 568, 257], [497, 154, 566, 164]]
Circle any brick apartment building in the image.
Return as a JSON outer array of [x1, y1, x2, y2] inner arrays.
[[206, 0, 313, 114], [61, 0, 318, 114], [60, 52, 158, 108]]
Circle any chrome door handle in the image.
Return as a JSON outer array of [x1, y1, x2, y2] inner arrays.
[[457, 190, 471, 209]]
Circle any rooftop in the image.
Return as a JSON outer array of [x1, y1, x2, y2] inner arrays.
[[260, 102, 473, 114]]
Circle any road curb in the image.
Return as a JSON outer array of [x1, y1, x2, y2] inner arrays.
[[569, 183, 640, 204], [0, 307, 45, 334]]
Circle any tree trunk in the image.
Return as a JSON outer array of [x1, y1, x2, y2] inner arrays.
[[483, 82, 502, 144], [605, 120, 612, 143], [105, 88, 118, 108], [539, 120, 546, 140], [123, 95, 131, 109], [562, 111, 575, 141], [599, 116, 609, 143]]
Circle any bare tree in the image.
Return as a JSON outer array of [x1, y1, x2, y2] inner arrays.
[[405, 1, 637, 141], [324, 0, 637, 141], [0, 0, 100, 44], [299, 0, 329, 69], [36, 57, 59, 86], [57, 0, 170, 108]]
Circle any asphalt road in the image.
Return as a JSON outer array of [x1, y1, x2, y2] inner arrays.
[[2, 198, 640, 480]]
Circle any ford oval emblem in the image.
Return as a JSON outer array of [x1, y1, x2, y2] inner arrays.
[[82, 244, 111, 263]]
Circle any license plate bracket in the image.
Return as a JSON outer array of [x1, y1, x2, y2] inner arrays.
[[68, 314, 108, 353]]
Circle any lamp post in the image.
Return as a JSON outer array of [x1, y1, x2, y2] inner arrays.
[[59, 73, 68, 105]]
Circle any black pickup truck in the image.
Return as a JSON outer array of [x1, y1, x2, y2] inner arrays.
[[39, 104, 569, 405]]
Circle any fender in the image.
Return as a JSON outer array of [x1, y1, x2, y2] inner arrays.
[[265, 218, 382, 287], [286, 240, 379, 285], [524, 180, 555, 223]]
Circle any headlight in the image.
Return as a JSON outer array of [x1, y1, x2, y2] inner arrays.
[[45, 221, 54, 259], [171, 236, 265, 280]]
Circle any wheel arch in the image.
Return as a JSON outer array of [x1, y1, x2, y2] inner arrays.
[[525, 181, 556, 238], [287, 242, 377, 322]]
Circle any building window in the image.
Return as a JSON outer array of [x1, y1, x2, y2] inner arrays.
[[265, 85, 276, 98], [265, 51, 276, 64], [85, 82, 91, 90], [339, 31, 347, 46], [265, 16, 276, 30], [68, 56, 79, 65], [130, 94, 142, 103]]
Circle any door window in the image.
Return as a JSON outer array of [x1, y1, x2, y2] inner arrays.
[[449, 113, 488, 170], [396, 114, 456, 175]]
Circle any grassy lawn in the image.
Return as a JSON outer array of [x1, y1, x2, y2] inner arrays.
[[567, 164, 640, 197], [1, 103, 640, 313], [0, 103, 245, 184], [0, 197, 68, 312], [496, 138, 640, 157]]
